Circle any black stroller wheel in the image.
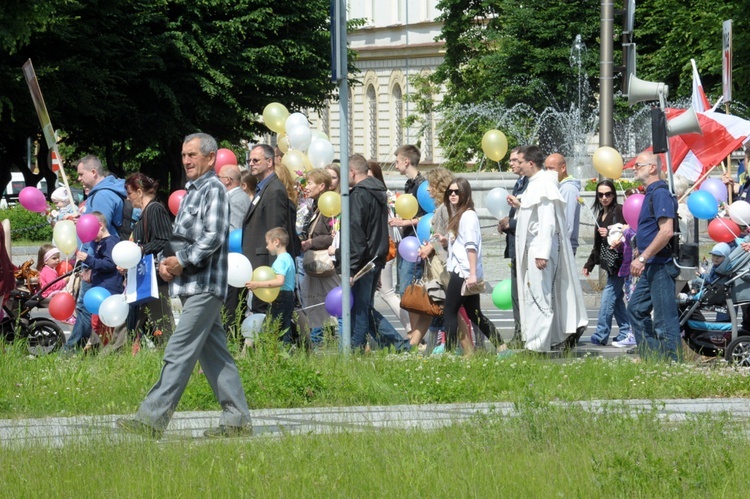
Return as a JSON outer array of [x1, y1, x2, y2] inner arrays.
[[724, 335, 750, 367], [27, 319, 64, 355]]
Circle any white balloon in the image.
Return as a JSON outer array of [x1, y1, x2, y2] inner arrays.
[[112, 241, 142, 269], [287, 125, 312, 152], [485, 187, 511, 220], [729, 200, 750, 226], [285, 112, 309, 133], [227, 252, 253, 288], [310, 130, 329, 144], [241, 313, 266, 341], [307, 139, 335, 169], [98, 294, 129, 327]]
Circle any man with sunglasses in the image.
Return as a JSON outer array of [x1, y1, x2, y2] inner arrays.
[[544, 153, 581, 255], [627, 151, 681, 361]]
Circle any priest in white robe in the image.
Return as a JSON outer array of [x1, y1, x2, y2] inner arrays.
[[510, 145, 588, 351]]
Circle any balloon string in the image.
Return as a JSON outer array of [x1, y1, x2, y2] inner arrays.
[[583, 202, 600, 229], [717, 216, 741, 238]]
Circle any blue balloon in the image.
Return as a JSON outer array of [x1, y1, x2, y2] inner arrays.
[[687, 190, 719, 220], [416, 213, 434, 244], [416, 181, 436, 213], [228, 228, 243, 253], [84, 286, 112, 315]]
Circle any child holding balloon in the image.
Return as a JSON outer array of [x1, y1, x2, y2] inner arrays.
[[36, 245, 70, 306]]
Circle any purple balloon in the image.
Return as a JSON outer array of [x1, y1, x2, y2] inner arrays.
[[76, 214, 100, 243], [18, 186, 47, 213], [398, 236, 421, 263], [325, 286, 354, 318], [699, 177, 728, 203]]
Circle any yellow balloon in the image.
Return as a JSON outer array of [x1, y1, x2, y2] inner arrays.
[[592, 146, 624, 180], [481, 130, 509, 162], [263, 103, 290, 134], [395, 194, 418, 220], [282, 150, 307, 177], [252, 266, 276, 282], [255, 287, 280, 303], [53, 220, 78, 255], [277, 133, 289, 154], [318, 191, 341, 217]]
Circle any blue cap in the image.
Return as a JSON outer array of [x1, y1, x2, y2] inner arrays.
[[709, 242, 731, 258]]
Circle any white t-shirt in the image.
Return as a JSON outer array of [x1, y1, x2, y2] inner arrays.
[[447, 209, 483, 279]]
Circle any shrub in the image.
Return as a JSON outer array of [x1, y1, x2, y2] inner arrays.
[[0, 204, 53, 242]]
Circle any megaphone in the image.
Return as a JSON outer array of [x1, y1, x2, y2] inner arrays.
[[667, 107, 702, 137], [628, 74, 669, 106]]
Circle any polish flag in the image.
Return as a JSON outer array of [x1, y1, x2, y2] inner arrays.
[[691, 59, 711, 113]]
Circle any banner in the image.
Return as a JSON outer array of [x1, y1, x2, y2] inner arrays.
[[126, 254, 159, 305]]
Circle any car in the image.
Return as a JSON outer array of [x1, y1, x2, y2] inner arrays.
[[1, 172, 59, 209]]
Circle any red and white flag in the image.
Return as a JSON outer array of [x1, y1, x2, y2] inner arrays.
[[691, 59, 711, 113]]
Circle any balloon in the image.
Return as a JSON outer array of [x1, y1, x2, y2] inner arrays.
[[622, 193, 645, 231], [325, 286, 354, 318], [76, 214, 100, 243], [285, 112, 309, 133], [307, 139, 335, 169], [311, 130, 329, 143], [241, 313, 266, 341], [729, 200, 750, 226], [83, 286, 111, 314], [255, 287, 280, 304], [168, 189, 186, 216], [56, 260, 73, 276], [395, 194, 418, 220], [53, 220, 78, 255], [227, 252, 253, 288], [481, 130, 508, 162], [252, 266, 276, 282], [251, 266, 280, 303], [485, 187, 511, 220], [699, 177, 728, 203], [98, 294, 129, 327], [287, 125, 312, 152], [416, 213, 433, 244], [686, 190, 718, 220], [276, 133, 289, 154], [228, 229, 243, 253], [214, 148, 237, 173], [416, 181, 436, 213], [398, 236, 421, 263], [708, 218, 740, 243], [592, 146, 624, 179], [281, 150, 308, 177], [262, 102, 290, 134], [49, 292, 76, 321], [112, 241, 142, 269], [18, 186, 47, 213], [492, 280, 513, 310], [318, 191, 341, 218]]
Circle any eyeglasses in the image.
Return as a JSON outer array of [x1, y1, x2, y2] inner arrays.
[[635, 162, 654, 169], [597, 191, 614, 198], [447, 189, 460, 196], [218, 176, 231, 180], [249, 158, 267, 164]]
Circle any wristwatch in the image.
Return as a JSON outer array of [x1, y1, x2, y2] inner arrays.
[[637, 256, 645, 263]]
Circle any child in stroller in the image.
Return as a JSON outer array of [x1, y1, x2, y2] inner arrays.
[[679, 241, 750, 364]]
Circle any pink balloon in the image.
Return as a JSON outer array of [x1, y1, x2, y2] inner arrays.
[[76, 214, 100, 243], [168, 189, 186, 216], [214, 148, 237, 173], [622, 193, 645, 231], [18, 186, 47, 213]]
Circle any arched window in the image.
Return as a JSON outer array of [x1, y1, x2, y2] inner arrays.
[[367, 84, 377, 160], [392, 84, 403, 149]]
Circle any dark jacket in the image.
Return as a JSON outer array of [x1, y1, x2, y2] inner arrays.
[[584, 204, 624, 273], [504, 175, 528, 259], [345, 176, 390, 273], [304, 205, 333, 251], [84, 234, 124, 295]]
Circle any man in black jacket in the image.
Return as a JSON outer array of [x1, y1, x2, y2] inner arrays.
[[346, 154, 409, 351]]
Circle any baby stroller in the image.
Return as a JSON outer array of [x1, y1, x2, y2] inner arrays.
[[678, 244, 750, 365], [1, 267, 76, 355]]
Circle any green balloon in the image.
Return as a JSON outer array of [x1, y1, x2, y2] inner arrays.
[[492, 280, 513, 310]]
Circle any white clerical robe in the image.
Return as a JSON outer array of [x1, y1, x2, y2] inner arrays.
[[515, 170, 588, 351]]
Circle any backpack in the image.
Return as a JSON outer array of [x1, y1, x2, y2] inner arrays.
[[86, 187, 134, 241]]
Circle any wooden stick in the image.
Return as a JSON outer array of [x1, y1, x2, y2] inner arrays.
[[727, 101, 733, 203]]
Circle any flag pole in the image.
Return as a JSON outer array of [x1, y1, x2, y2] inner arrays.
[[726, 101, 733, 203]]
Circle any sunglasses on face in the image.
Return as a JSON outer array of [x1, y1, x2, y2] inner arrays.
[[447, 189, 460, 196], [597, 191, 614, 198]]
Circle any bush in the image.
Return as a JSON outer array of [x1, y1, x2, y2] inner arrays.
[[0, 204, 53, 242]]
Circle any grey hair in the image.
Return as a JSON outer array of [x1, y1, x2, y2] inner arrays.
[[77, 155, 105, 176], [672, 174, 692, 198], [252, 144, 275, 161], [184, 133, 218, 155]]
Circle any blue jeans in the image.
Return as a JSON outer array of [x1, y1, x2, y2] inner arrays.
[[64, 280, 93, 350], [591, 274, 630, 344], [627, 262, 681, 361], [396, 255, 422, 296], [351, 267, 409, 351]]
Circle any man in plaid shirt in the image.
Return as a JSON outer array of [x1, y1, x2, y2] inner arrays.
[[118, 133, 252, 439]]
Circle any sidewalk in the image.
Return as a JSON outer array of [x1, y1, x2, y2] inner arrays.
[[2, 398, 750, 448]]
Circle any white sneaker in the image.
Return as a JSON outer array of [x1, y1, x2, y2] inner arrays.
[[612, 332, 636, 348]]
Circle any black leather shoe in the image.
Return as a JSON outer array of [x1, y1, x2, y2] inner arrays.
[[116, 418, 163, 439], [204, 425, 253, 438]]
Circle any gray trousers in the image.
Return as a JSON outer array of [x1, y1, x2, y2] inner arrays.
[[135, 293, 251, 430]]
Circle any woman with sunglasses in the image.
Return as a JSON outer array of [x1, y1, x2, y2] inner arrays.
[[583, 179, 631, 346]]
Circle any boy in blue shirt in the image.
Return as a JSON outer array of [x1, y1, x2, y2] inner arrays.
[[245, 227, 296, 344]]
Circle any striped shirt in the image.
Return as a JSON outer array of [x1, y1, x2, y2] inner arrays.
[[171, 171, 229, 300]]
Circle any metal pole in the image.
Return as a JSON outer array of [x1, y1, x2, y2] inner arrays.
[[659, 92, 676, 195], [599, 0, 614, 148]]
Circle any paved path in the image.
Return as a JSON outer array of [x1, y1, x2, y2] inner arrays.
[[2, 398, 749, 448]]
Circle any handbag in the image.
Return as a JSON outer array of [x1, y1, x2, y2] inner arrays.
[[303, 249, 335, 277], [400, 280, 443, 316], [386, 238, 397, 262], [460, 278, 486, 296], [126, 253, 159, 305], [599, 243, 623, 276]]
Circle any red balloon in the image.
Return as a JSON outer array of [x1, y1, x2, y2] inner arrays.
[[56, 261, 73, 276], [168, 189, 186, 216], [49, 292, 76, 321], [214, 148, 237, 173], [708, 217, 740, 243]]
